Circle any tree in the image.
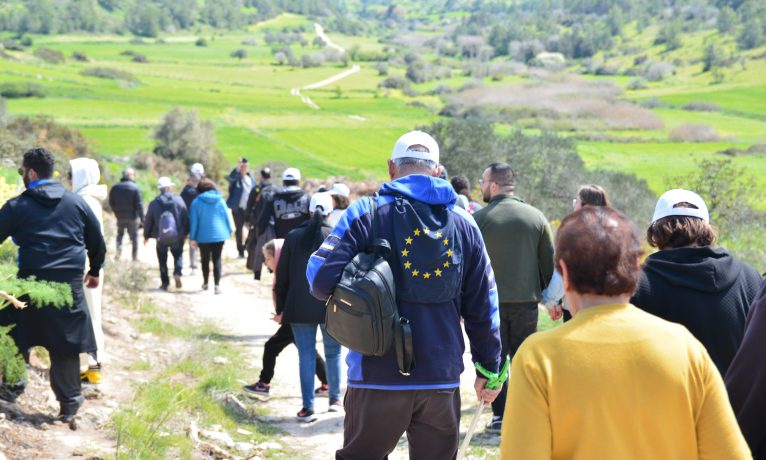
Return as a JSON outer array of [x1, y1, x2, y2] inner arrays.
[[655, 20, 683, 51], [737, 19, 765, 50], [230, 49, 247, 60], [717, 6, 737, 35], [702, 41, 726, 72], [152, 108, 217, 168]]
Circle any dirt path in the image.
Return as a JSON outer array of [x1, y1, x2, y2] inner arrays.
[[291, 23, 361, 110]]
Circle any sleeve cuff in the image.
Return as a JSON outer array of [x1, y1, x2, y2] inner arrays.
[[88, 267, 101, 277]]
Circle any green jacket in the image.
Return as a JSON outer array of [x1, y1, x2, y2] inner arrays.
[[473, 194, 554, 304]]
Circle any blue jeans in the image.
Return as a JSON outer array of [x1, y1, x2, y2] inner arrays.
[[290, 323, 341, 410]]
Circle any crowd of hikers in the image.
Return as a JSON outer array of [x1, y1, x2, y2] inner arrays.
[[0, 133, 764, 459]]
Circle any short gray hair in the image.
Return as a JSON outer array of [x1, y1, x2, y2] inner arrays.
[[393, 157, 438, 175], [122, 167, 135, 179]]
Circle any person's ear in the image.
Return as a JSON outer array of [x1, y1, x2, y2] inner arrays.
[[433, 164, 445, 178], [559, 260, 572, 292], [27, 169, 40, 182]]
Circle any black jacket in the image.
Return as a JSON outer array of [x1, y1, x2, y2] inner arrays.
[[257, 185, 310, 238], [0, 181, 106, 277], [276, 220, 332, 324], [631, 246, 762, 375], [245, 179, 272, 227], [143, 192, 189, 239], [0, 181, 106, 354], [180, 184, 198, 210], [108, 178, 144, 222], [726, 279, 766, 460]]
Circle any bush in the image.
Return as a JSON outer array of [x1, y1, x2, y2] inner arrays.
[[230, 49, 247, 60], [374, 63, 388, 76], [241, 37, 257, 46], [379, 76, 410, 90], [33, 48, 65, 64], [132, 54, 148, 63], [19, 36, 32, 47], [0, 82, 45, 99], [640, 96, 667, 109], [195, 38, 208, 47], [643, 61, 675, 82], [82, 67, 138, 83], [71, 51, 89, 62], [1, 40, 24, 51], [152, 108, 225, 180], [682, 102, 720, 112], [669, 124, 721, 142], [627, 77, 648, 90], [301, 53, 324, 68]]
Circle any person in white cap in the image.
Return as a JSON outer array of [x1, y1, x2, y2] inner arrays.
[[307, 131, 501, 458], [275, 191, 342, 422], [256, 167, 310, 239], [143, 177, 189, 291], [327, 182, 350, 227], [190, 163, 205, 177], [631, 189, 761, 375]]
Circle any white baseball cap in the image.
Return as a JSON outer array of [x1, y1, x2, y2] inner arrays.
[[391, 130, 439, 164], [328, 182, 350, 198], [157, 176, 173, 189], [283, 167, 301, 181], [190, 163, 204, 176], [310, 192, 334, 216], [651, 189, 710, 224]]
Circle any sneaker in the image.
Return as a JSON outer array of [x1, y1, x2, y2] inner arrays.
[[80, 365, 102, 385], [238, 252, 246, 259], [201, 283, 208, 291], [328, 399, 343, 413], [190, 268, 197, 276], [160, 284, 169, 291], [486, 415, 502, 433], [174, 275, 182, 289], [243, 381, 270, 395], [296, 408, 317, 423], [214, 286, 221, 295], [314, 384, 329, 397]]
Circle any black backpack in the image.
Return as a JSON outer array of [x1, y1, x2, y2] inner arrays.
[[325, 195, 415, 375]]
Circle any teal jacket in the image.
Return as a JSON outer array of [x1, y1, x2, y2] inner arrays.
[[473, 194, 554, 304], [190, 191, 233, 244]]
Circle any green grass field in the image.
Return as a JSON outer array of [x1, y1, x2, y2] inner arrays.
[[1, 13, 765, 198]]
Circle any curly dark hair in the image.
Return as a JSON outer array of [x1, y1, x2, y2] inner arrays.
[[22, 147, 55, 179]]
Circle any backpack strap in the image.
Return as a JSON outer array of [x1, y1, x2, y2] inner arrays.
[[396, 317, 415, 376], [368, 193, 391, 259]]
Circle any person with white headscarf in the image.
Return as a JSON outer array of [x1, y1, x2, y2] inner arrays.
[[69, 158, 107, 384]]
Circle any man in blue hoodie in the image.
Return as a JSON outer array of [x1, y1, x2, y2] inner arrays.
[[307, 131, 502, 459]]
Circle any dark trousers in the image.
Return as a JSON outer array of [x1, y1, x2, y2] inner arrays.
[[49, 351, 84, 415], [156, 239, 184, 287], [199, 241, 224, 286], [233, 208, 246, 256], [337, 387, 461, 460], [116, 218, 140, 261], [260, 323, 327, 385], [492, 302, 538, 417]]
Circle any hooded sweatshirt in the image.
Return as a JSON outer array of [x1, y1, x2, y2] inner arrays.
[[189, 190, 233, 244], [0, 181, 106, 277], [726, 279, 766, 460], [144, 191, 189, 240], [631, 246, 762, 375], [307, 174, 501, 390], [70, 158, 107, 233], [257, 185, 309, 238]]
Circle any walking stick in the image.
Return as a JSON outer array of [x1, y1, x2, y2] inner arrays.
[[457, 356, 510, 460]]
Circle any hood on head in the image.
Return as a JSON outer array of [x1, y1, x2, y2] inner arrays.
[[379, 174, 457, 206], [644, 247, 742, 293], [23, 181, 66, 207], [70, 158, 107, 201], [198, 190, 223, 203]]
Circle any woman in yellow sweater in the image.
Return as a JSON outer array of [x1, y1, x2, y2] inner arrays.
[[500, 206, 750, 460]]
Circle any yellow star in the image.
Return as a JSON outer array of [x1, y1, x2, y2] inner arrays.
[[435, 231, 443, 238], [447, 249, 453, 257], [401, 249, 409, 257], [435, 268, 442, 277], [443, 238, 449, 246], [405, 237, 413, 245], [443, 261, 450, 268], [413, 228, 421, 236], [404, 261, 412, 269], [423, 272, 431, 279], [412, 269, 419, 277], [423, 227, 430, 235]]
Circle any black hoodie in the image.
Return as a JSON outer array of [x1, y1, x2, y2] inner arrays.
[[256, 185, 309, 238], [631, 246, 762, 375], [0, 181, 106, 276]]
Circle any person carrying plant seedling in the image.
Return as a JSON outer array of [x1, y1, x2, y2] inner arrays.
[[0, 148, 106, 426]]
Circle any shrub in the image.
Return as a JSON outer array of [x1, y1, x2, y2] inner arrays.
[[71, 51, 89, 62], [82, 67, 138, 83], [241, 37, 257, 46], [379, 76, 410, 89], [132, 54, 148, 63], [230, 49, 247, 60], [640, 96, 667, 109], [627, 77, 648, 90], [130, 37, 146, 45], [682, 102, 720, 112], [374, 63, 388, 76], [669, 124, 720, 142], [0, 82, 45, 99], [151, 108, 225, 180], [301, 53, 324, 68], [1, 40, 24, 51], [18, 36, 32, 47], [195, 38, 208, 47], [33, 48, 65, 64], [643, 61, 675, 82]]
